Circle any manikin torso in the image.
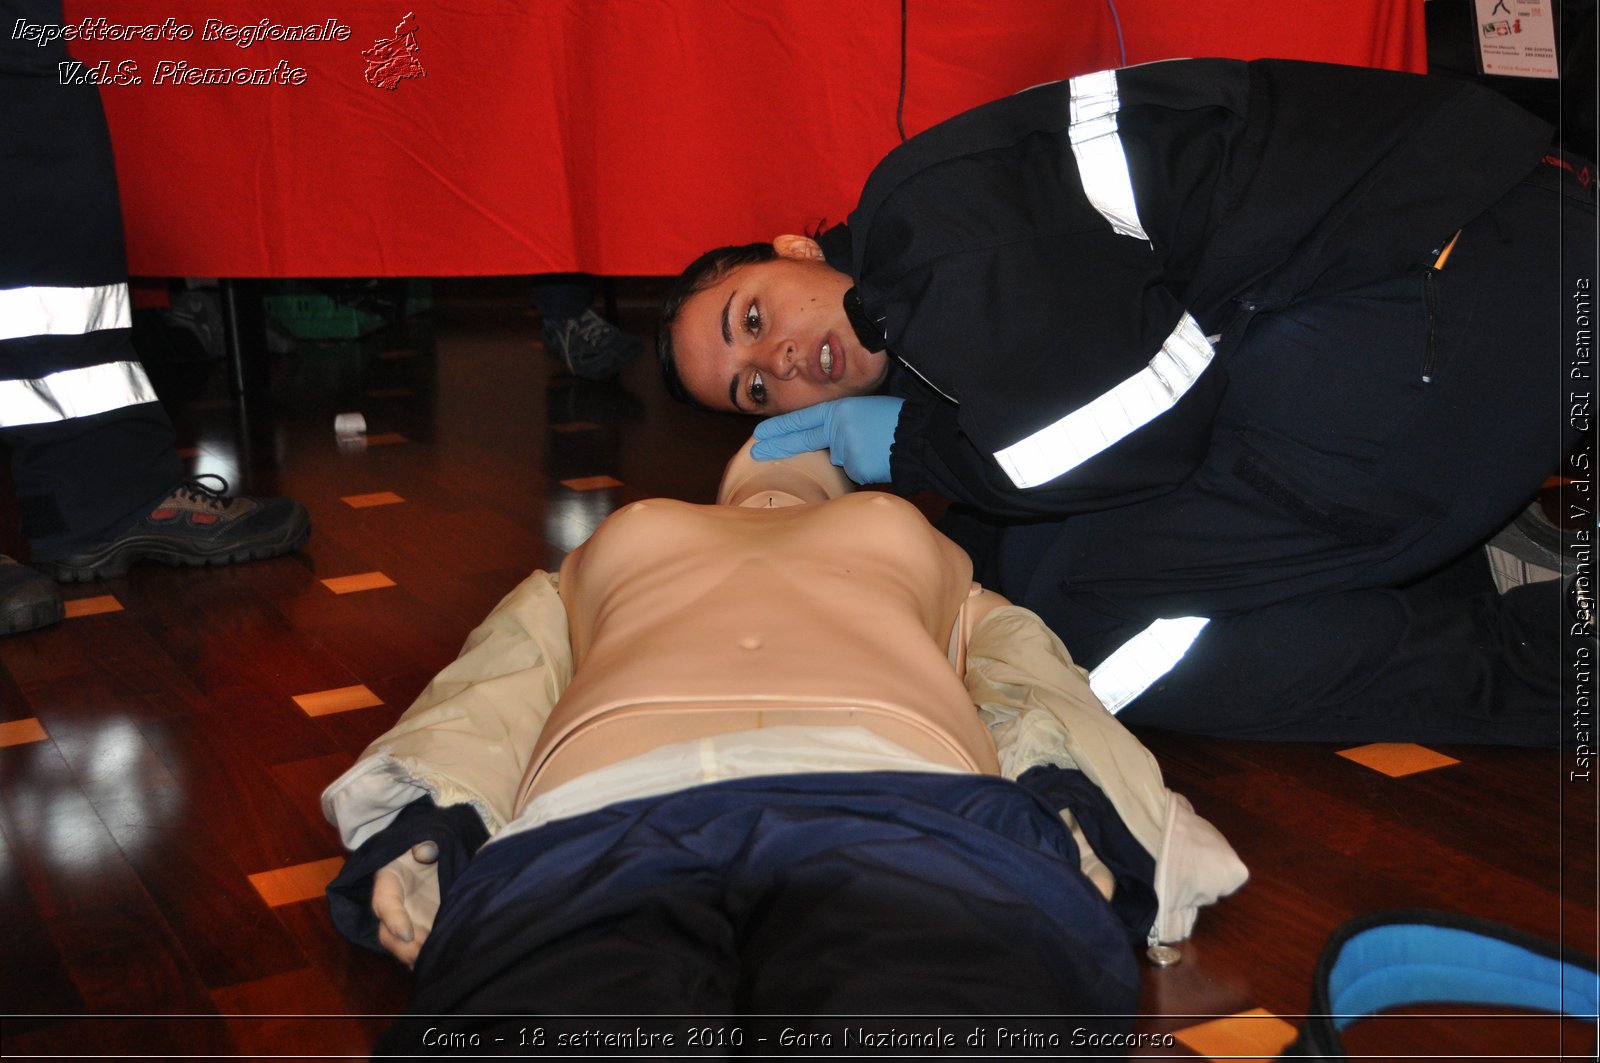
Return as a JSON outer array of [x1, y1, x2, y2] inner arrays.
[[515, 449, 1002, 811]]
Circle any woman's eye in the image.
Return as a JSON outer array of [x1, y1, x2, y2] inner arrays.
[[743, 303, 761, 335], [748, 371, 767, 406]]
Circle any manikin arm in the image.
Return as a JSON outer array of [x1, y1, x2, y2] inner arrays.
[[322, 569, 574, 848], [321, 570, 571, 965]]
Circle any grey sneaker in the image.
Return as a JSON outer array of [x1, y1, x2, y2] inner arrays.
[[39, 475, 311, 582], [541, 309, 643, 380], [1490, 499, 1584, 571], [1, 555, 64, 635]]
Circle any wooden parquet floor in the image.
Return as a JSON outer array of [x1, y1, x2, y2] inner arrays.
[[1, 280, 1594, 1060]]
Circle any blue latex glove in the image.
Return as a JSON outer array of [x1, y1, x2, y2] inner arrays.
[[751, 396, 904, 484]]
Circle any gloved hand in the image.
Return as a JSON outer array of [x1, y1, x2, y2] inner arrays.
[[751, 396, 904, 484], [372, 840, 441, 968]]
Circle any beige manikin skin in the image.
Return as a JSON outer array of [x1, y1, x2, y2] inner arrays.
[[515, 441, 1006, 810]]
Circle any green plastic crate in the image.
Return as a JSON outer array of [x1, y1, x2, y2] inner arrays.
[[262, 293, 387, 341]]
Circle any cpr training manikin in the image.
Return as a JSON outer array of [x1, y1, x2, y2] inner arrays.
[[321, 438, 1248, 1021]]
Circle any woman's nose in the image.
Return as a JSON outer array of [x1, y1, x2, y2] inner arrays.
[[765, 340, 798, 378]]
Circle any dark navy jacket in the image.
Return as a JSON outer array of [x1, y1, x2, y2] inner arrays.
[[815, 59, 1552, 517]]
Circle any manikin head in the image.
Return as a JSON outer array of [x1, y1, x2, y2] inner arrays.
[[658, 236, 892, 415], [716, 436, 854, 508]]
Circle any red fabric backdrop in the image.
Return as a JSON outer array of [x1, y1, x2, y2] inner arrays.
[[57, 1, 1425, 278]]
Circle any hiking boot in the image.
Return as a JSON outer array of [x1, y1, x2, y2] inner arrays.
[[39, 475, 312, 582], [541, 309, 642, 380], [0, 555, 64, 634]]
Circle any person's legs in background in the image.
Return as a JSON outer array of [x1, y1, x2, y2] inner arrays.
[[0, 1, 310, 634], [532, 273, 642, 380]]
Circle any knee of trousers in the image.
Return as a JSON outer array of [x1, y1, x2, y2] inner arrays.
[[1113, 591, 1415, 737]]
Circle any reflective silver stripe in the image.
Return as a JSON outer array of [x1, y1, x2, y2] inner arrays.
[[0, 362, 161, 427], [1088, 616, 1210, 714], [994, 311, 1214, 488], [1068, 69, 1147, 241], [0, 284, 132, 341]]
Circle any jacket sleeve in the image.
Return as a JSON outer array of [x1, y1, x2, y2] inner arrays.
[[962, 601, 1248, 942], [879, 225, 1229, 515], [321, 570, 574, 849], [854, 73, 1235, 515], [888, 368, 1222, 519], [865, 59, 1552, 516]]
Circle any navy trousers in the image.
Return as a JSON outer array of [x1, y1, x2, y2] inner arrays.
[[961, 159, 1595, 744], [0, 1, 182, 560], [369, 771, 1149, 1052]]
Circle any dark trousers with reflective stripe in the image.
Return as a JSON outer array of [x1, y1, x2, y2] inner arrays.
[[964, 161, 1595, 745], [0, 2, 181, 561]]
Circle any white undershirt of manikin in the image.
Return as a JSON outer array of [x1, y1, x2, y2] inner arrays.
[[489, 725, 961, 848]]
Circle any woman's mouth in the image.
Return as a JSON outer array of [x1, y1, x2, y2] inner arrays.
[[819, 336, 844, 381]]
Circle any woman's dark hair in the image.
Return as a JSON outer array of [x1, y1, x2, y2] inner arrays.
[[656, 242, 779, 409]]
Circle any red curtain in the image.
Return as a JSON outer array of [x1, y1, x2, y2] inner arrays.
[[56, 1, 1425, 277]]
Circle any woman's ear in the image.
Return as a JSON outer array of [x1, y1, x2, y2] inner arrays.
[[773, 234, 825, 261]]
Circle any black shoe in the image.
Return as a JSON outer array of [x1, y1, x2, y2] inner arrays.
[[541, 309, 643, 380], [0, 555, 64, 635], [39, 475, 311, 582]]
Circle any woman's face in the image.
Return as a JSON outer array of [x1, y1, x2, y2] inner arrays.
[[671, 243, 890, 415]]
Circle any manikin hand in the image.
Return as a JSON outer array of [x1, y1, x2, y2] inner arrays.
[[751, 396, 904, 484], [372, 840, 441, 967]]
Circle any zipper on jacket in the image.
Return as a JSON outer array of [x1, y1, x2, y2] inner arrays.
[[898, 356, 959, 404], [1421, 267, 1439, 384]]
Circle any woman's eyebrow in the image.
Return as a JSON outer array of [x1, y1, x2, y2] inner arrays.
[[721, 289, 747, 411]]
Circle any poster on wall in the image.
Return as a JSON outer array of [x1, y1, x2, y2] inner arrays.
[[1472, 0, 1560, 77]]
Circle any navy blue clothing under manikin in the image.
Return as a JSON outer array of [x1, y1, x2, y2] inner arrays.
[[815, 58, 1596, 743], [326, 799, 488, 955], [331, 767, 1156, 1047]]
